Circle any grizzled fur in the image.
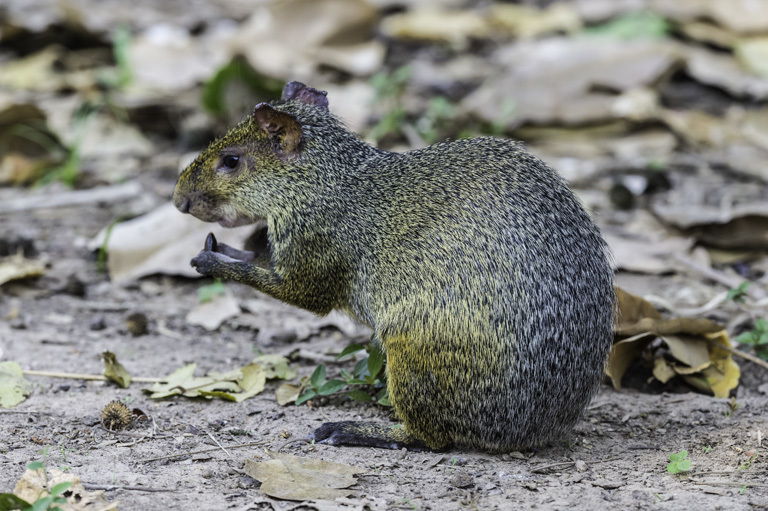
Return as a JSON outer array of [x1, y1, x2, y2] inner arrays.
[[173, 81, 615, 452]]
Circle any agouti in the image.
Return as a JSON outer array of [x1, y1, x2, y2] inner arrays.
[[173, 81, 615, 452]]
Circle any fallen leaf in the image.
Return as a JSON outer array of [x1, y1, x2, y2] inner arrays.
[[202, 364, 267, 403], [236, 0, 384, 79], [252, 354, 298, 380], [651, 0, 768, 35], [463, 38, 680, 128], [275, 383, 302, 406], [102, 351, 132, 388], [381, 8, 489, 45], [0, 253, 46, 286], [186, 291, 241, 331], [13, 466, 118, 511], [147, 364, 238, 399], [735, 37, 768, 78], [605, 332, 656, 390], [610, 288, 740, 397], [490, 3, 582, 38], [245, 450, 364, 501], [0, 362, 33, 409], [90, 203, 256, 284]]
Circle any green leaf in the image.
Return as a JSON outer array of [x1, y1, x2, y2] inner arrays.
[[49, 482, 72, 498], [336, 344, 366, 360], [347, 390, 372, 402], [318, 379, 347, 396], [198, 279, 226, 303], [677, 459, 691, 472], [31, 496, 53, 511], [296, 389, 316, 406], [367, 346, 385, 379], [758, 333, 768, 346], [0, 493, 32, 511], [756, 318, 768, 331], [345, 378, 368, 385], [353, 359, 369, 379], [310, 365, 326, 390], [26, 461, 44, 471], [735, 332, 757, 345]]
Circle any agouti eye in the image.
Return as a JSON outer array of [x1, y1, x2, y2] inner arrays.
[[222, 155, 239, 170]]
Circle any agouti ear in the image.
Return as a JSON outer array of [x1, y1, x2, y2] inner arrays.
[[281, 81, 329, 110], [252, 103, 303, 159]]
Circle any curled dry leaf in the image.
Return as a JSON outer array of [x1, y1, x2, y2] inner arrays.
[[244, 450, 364, 501], [609, 288, 740, 398], [0, 252, 46, 286], [102, 351, 132, 388]]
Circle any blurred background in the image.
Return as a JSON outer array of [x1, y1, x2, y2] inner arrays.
[[1, 0, 767, 342]]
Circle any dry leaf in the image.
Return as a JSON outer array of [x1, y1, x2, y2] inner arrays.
[[148, 363, 238, 399], [186, 291, 241, 331], [463, 38, 680, 128], [244, 450, 364, 501], [13, 467, 118, 511], [236, 0, 384, 79], [610, 288, 740, 397], [381, 8, 489, 44], [102, 351, 132, 388], [0, 361, 33, 409], [0, 253, 46, 286], [90, 203, 255, 284], [275, 383, 302, 406]]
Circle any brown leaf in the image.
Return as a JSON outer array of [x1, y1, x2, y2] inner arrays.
[[611, 288, 740, 397]]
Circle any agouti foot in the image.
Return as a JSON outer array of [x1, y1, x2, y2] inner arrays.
[[311, 421, 431, 451]]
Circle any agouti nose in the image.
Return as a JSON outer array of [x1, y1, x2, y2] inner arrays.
[[179, 197, 191, 213]]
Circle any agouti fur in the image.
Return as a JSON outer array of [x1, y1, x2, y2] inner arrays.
[[173, 81, 615, 452]]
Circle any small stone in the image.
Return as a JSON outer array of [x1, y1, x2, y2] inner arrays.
[[450, 471, 474, 489], [575, 460, 588, 472], [89, 315, 107, 331]]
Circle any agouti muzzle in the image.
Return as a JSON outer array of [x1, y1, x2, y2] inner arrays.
[[173, 81, 615, 452]]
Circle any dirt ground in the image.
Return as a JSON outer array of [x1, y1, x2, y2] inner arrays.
[[1, 195, 767, 510], [2, 0, 768, 509]]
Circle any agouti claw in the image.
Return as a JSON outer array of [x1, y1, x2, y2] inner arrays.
[[204, 232, 218, 252]]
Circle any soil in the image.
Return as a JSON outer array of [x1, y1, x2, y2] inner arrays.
[[1, 192, 767, 511]]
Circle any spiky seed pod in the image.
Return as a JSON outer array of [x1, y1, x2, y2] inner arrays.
[[101, 400, 132, 431]]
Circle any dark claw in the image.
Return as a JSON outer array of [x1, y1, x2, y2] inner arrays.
[[205, 232, 218, 252]]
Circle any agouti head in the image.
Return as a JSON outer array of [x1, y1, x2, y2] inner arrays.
[[173, 82, 330, 227]]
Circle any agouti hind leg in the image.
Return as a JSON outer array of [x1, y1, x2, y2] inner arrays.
[[311, 421, 432, 451]]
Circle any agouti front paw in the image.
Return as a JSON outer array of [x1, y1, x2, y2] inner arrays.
[[190, 247, 239, 276]]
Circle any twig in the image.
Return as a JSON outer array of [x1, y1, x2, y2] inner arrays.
[[83, 483, 175, 493], [674, 254, 766, 301], [0, 182, 142, 213], [708, 340, 768, 371], [207, 430, 234, 460], [142, 441, 268, 463], [276, 438, 311, 452], [693, 481, 768, 488], [23, 370, 160, 383]]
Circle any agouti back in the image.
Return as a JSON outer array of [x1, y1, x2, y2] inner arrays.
[[173, 81, 615, 452]]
